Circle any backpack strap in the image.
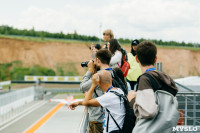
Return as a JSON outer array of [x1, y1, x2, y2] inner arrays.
[[105, 91, 126, 131], [136, 73, 161, 92], [143, 73, 177, 96], [94, 89, 99, 97], [106, 108, 122, 132], [143, 73, 162, 92], [94, 89, 104, 111]]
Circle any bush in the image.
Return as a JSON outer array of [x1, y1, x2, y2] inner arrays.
[[0, 61, 56, 81], [10, 67, 30, 80], [29, 65, 55, 76]]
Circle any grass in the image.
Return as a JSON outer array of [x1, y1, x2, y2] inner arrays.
[[156, 45, 200, 51], [55, 92, 84, 99], [0, 34, 99, 44], [1, 34, 200, 51], [2, 83, 18, 89]]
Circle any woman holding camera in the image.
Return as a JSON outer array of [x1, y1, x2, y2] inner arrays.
[[108, 39, 122, 68]]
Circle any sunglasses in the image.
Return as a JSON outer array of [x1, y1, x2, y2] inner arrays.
[[103, 33, 109, 36]]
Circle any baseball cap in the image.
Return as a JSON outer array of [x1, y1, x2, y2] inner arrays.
[[131, 39, 140, 46]]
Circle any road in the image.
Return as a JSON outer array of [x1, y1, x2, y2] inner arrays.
[[0, 95, 84, 133]]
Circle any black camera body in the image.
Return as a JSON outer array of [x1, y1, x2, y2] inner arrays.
[[105, 44, 108, 49], [81, 61, 89, 67]]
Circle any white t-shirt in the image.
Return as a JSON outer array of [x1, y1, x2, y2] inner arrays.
[[96, 88, 125, 133]]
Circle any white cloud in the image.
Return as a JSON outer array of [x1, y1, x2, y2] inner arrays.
[[3, 0, 200, 43]]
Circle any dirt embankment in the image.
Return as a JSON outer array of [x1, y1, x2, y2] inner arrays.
[[0, 37, 200, 77]]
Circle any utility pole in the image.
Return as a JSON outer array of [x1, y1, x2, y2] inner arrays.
[[99, 23, 102, 44]]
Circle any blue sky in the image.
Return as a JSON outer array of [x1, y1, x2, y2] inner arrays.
[[0, 0, 200, 43]]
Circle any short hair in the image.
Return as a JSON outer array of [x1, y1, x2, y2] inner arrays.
[[98, 70, 112, 84], [95, 49, 112, 65], [109, 39, 121, 55], [103, 29, 114, 39], [136, 41, 157, 66]]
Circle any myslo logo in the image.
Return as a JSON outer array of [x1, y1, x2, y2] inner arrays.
[[172, 126, 199, 132]]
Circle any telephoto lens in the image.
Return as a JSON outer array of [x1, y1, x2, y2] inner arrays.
[[81, 61, 89, 67]]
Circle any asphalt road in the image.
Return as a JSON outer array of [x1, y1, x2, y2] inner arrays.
[[0, 95, 84, 133]]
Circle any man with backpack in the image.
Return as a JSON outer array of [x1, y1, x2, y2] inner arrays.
[[80, 49, 128, 133], [69, 70, 134, 133], [128, 41, 179, 133]]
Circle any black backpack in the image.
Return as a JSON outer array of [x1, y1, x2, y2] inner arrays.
[[106, 91, 136, 133], [111, 70, 128, 95]]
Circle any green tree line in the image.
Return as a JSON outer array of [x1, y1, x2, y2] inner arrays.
[[0, 25, 199, 47], [0, 25, 99, 41]]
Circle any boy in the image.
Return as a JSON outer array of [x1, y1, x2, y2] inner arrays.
[[128, 41, 178, 133]]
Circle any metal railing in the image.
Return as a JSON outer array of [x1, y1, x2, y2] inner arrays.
[[176, 92, 200, 126], [0, 87, 35, 126], [175, 82, 200, 126], [77, 107, 89, 133]]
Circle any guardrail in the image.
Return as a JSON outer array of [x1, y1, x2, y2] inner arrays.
[[77, 107, 89, 133], [177, 92, 200, 126], [0, 81, 11, 87], [0, 87, 35, 126]]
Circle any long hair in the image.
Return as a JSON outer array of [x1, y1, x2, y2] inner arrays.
[[109, 39, 121, 55], [113, 67, 127, 87]]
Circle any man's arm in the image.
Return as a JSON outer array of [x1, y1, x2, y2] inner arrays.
[[69, 73, 101, 110], [133, 89, 158, 119], [80, 61, 95, 92], [82, 84, 100, 107], [82, 74, 101, 107], [68, 98, 100, 110], [80, 71, 93, 92], [127, 90, 137, 109]]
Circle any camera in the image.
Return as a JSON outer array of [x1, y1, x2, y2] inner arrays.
[[105, 44, 108, 49], [81, 60, 94, 67], [81, 61, 89, 67], [89, 44, 101, 50]]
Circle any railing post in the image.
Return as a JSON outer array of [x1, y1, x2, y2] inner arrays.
[[77, 107, 89, 133], [185, 95, 187, 125], [154, 62, 162, 72], [193, 94, 196, 126], [160, 62, 162, 72]]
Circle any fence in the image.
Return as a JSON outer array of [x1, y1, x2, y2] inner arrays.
[[176, 92, 200, 126], [175, 82, 200, 126], [0, 87, 35, 126], [77, 107, 89, 133], [0, 81, 11, 88]]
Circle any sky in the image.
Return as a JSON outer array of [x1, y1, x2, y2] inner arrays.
[[0, 0, 200, 43]]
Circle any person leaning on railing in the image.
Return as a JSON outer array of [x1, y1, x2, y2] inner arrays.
[[69, 70, 126, 133], [79, 49, 113, 133]]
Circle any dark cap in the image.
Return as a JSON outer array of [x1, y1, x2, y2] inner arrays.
[[95, 44, 101, 50], [131, 39, 140, 46]]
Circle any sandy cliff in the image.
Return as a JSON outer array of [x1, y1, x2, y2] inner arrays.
[[0, 37, 199, 77]]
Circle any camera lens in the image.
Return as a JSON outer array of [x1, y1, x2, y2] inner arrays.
[[81, 61, 89, 67]]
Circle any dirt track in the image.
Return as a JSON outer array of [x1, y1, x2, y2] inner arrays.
[[0, 37, 200, 77]]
